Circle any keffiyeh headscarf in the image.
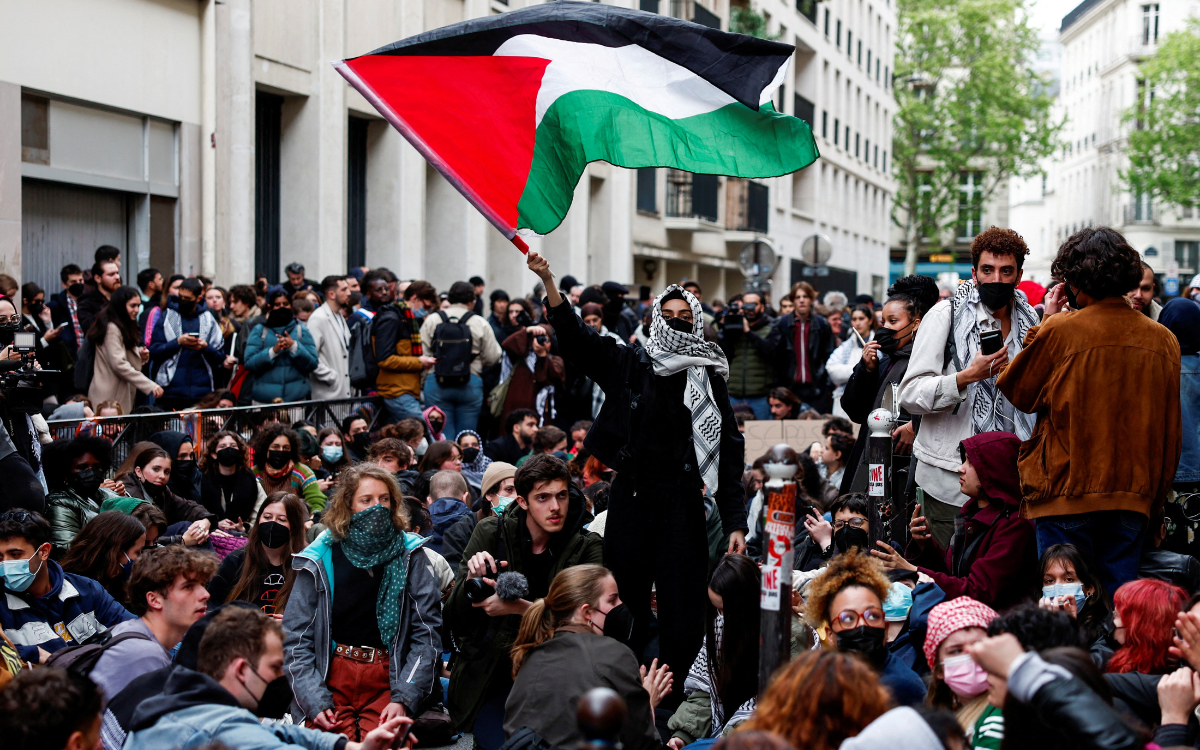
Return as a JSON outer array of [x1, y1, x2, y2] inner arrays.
[[455, 429, 493, 489], [646, 285, 730, 493]]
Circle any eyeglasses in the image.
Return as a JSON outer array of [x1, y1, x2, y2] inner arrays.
[[832, 517, 867, 530], [0, 511, 33, 523], [835, 607, 885, 628], [0, 315, 21, 325]]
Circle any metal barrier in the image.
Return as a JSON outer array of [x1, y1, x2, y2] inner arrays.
[[45, 396, 386, 472]]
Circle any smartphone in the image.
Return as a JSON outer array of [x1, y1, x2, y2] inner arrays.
[[980, 329, 1003, 356], [55, 321, 69, 330], [391, 723, 414, 749]]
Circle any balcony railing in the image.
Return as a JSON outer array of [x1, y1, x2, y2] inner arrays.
[[666, 170, 719, 223], [725, 178, 769, 233], [1124, 202, 1157, 225]]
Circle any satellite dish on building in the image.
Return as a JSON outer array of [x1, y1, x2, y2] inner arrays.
[[801, 234, 833, 267], [739, 239, 777, 279]]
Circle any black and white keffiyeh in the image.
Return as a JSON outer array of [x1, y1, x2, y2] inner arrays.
[[949, 281, 1038, 439], [646, 285, 729, 493]]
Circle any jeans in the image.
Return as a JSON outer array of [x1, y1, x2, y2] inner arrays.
[[1178, 353, 1200, 485], [1035, 510, 1147, 595], [383, 393, 423, 425], [729, 396, 771, 421], [423, 373, 484, 438], [471, 673, 513, 750]]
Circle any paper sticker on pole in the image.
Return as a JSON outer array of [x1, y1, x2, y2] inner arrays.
[[761, 565, 781, 611], [868, 463, 885, 496]]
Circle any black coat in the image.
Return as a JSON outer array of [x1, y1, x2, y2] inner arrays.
[[48, 289, 80, 357], [839, 349, 916, 496], [770, 311, 834, 388], [199, 468, 260, 523], [1138, 548, 1200, 593]]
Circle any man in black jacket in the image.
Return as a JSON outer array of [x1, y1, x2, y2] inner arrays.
[[76, 260, 122, 337], [483, 409, 537, 465], [528, 251, 746, 709], [441, 462, 517, 571], [771, 282, 834, 413]]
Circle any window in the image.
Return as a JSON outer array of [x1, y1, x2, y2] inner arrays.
[[874, 144, 879, 168], [845, 125, 850, 148], [957, 171, 984, 240], [347, 117, 369, 269], [857, 40, 862, 65], [867, 50, 871, 72], [865, 138, 870, 163], [834, 117, 840, 145], [255, 92, 283, 282], [855, 132, 860, 157], [1177, 240, 1199, 270], [847, 31, 853, 57], [640, 0, 658, 11], [822, 110, 828, 138], [794, 94, 815, 128], [837, 20, 842, 47], [882, 150, 887, 171], [876, 59, 881, 82], [824, 8, 830, 36], [636, 168, 657, 213], [1142, 4, 1159, 45], [884, 66, 889, 88]]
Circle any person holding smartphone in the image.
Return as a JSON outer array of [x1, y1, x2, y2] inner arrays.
[[897, 228, 1041, 549]]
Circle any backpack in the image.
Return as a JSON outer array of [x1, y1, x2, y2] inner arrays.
[[349, 310, 379, 391], [73, 336, 95, 392], [44, 630, 154, 675], [431, 311, 477, 387]]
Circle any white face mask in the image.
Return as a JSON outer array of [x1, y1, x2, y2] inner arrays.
[[415, 437, 429, 456]]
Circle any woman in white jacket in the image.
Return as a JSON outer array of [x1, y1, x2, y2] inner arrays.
[[825, 305, 877, 420]]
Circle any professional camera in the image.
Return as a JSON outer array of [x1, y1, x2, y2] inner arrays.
[[464, 571, 529, 603], [0, 330, 59, 414], [722, 301, 744, 329]]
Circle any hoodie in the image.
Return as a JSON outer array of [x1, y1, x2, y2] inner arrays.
[[427, 497, 472, 555], [839, 707, 944, 750], [904, 431, 1037, 610], [148, 430, 202, 502], [124, 666, 343, 750]]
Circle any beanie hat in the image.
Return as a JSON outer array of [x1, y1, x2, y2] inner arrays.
[[923, 596, 998, 667], [480, 462, 517, 497], [581, 302, 604, 318]]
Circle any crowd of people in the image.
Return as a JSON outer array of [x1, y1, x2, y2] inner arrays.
[[0, 222, 1199, 750]]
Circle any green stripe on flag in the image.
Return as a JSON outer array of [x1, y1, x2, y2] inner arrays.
[[516, 91, 819, 233]]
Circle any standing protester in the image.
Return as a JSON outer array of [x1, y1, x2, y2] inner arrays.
[[20, 281, 69, 372], [137, 267, 163, 306], [530, 251, 747, 710], [49, 263, 85, 359], [76, 259, 122, 335], [243, 290, 319, 404], [496, 317, 565, 427], [718, 291, 777, 420], [369, 271, 436, 423], [87, 285, 162, 413], [772, 282, 834, 413], [899, 228, 1039, 548], [420, 281, 502, 438], [309, 275, 353, 401], [1127, 261, 1161, 322], [282, 262, 318, 297], [149, 278, 232, 411], [997, 227, 1181, 594], [1160, 297, 1200, 493]]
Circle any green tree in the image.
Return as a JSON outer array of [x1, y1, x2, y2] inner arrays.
[[730, 4, 780, 40], [1122, 19, 1200, 212], [892, 0, 1061, 275]]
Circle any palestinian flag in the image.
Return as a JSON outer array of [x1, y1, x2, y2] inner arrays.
[[335, 1, 818, 247]]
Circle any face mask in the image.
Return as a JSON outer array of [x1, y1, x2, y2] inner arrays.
[[513, 310, 533, 327], [266, 308, 293, 328], [120, 553, 134, 581], [664, 317, 694, 334], [0, 548, 45, 592], [68, 282, 85, 297], [0, 329, 14, 347], [257, 520, 290, 550], [245, 668, 293, 719], [322, 445, 344, 464], [834, 525, 869, 554], [1042, 581, 1087, 611], [68, 468, 103, 498], [641, 322, 651, 336], [173, 460, 196, 480], [350, 502, 395, 537], [883, 582, 914, 622], [874, 321, 913, 356], [352, 432, 372, 454], [28, 301, 43, 316], [835, 624, 888, 668], [415, 437, 429, 457], [597, 602, 634, 644], [216, 446, 241, 467], [429, 420, 444, 434], [265, 449, 291, 470], [978, 282, 1016, 310], [461, 447, 480, 464], [1063, 284, 1081, 310], [941, 653, 989, 697], [413, 307, 428, 318], [177, 298, 197, 316], [493, 495, 516, 513]]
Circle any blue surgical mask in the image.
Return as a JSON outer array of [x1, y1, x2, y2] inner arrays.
[[120, 552, 134, 580], [1042, 581, 1087, 610], [0, 547, 46, 593], [493, 495, 516, 513], [883, 582, 914, 622], [322, 445, 344, 464]]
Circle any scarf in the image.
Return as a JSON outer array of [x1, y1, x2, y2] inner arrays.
[[645, 285, 729, 493], [455, 429, 492, 488], [422, 406, 446, 442], [387, 301, 422, 357], [684, 615, 757, 734], [948, 281, 1038, 440], [340, 504, 409, 646]]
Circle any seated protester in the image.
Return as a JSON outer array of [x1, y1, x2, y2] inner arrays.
[[767, 386, 801, 420], [43, 436, 121, 556], [922, 597, 999, 738], [795, 493, 898, 572], [115, 443, 217, 536], [342, 414, 373, 463], [505, 565, 666, 750], [315, 427, 350, 491], [737, 650, 890, 750], [146, 430, 205, 503], [584, 481, 611, 536], [841, 706, 968, 750], [0, 511, 134, 663], [818, 431, 854, 505], [60, 511, 150, 605], [484, 408, 538, 465], [89, 545, 215, 699], [446, 454, 604, 750], [382, 416, 428, 459], [456, 429, 492, 491], [206, 493, 308, 615], [441, 462, 517, 572], [427, 470, 472, 556], [369, 438, 411, 474], [514, 425, 568, 468], [1138, 506, 1200, 593], [0, 667, 104, 750], [282, 464, 442, 739], [872, 432, 1038, 610], [1038, 544, 1111, 651], [667, 554, 762, 748], [882, 570, 947, 675], [802, 548, 926, 706], [1105, 577, 1187, 675], [251, 423, 327, 513], [125, 606, 414, 750], [199, 430, 266, 530], [414, 439, 466, 504]]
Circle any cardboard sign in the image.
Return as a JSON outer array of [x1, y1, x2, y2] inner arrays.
[[743, 418, 848, 463]]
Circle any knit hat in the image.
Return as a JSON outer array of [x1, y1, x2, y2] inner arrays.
[[480, 462, 517, 497], [923, 596, 998, 667]]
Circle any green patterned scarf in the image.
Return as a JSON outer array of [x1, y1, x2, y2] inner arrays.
[[340, 504, 409, 646]]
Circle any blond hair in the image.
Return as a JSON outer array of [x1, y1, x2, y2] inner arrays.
[[510, 564, 612, 677], [322, 463, 410, 539]]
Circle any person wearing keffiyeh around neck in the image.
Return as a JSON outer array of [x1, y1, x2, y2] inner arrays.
[[528, 250, 747, 712]]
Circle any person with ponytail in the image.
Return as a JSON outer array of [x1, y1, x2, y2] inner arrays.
[[505, 564, 671, 750]]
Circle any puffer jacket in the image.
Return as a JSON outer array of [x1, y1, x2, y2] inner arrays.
[[46, 486, 120, 556], [243, 318, 318, 403], [904, 431, 1037, 610], [371, 302, 425, 399], [149, 298, 228, 400], [718, 316, 776, 399], [282, 530, 442, 722]]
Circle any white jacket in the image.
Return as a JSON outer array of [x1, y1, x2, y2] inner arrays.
[[897, 299, 971, 473], [307, 303, 352, 400]]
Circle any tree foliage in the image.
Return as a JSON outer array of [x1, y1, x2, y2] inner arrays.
[[892, 0, 1061, 274], [1122, 19, 1200, 212], [730, 4, 780, 40]]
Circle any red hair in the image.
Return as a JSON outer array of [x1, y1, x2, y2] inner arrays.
[[1106, 578, 1188, 674]]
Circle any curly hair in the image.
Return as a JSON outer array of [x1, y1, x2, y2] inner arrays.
[[885, 274, 940, 320], [250, 423, 299, 469], [803, 548, 891, 627], [1051, 227, 1144, 300], [737, 650, 890, 750], [970, 226, 1029, 270]]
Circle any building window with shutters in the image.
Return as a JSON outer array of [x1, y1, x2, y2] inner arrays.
[[837, 20, 841, 47], [1142, 4, 1159, 45]]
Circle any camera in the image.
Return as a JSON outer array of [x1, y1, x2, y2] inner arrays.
[[723, 301, 744, 329], [464, 571, 530, 603], [534, 334, 549, 346], [0, 330, 58, 414], [464, 576, 496, 603]]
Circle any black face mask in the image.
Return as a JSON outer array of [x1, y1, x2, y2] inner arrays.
[[834, 525, 869, 554], [68, 282, 85, 298], [461, 447, 480, 464], [215, 446, 241, 467], [249, 671, 294, 720], [664, 317, 693, 334], [173, 459, 196, 480], [641, 322, 652, 336], [874, 322, 913, 357], [265, 450, 291, 470], [978, 282, 1016, 310], [69, 468, 103, 498], [513, 310, 533, 327], [1063, 284, 1081, 310], [257, 520, 290, 550], [835, 625, 889, 669], [0, 329, 14, 347], [600, 603, 634, 644], [27, 301, 44, 316], [266, 308, 293, 329], [352, 432, 371, 453], [176, 298, 197, 316]]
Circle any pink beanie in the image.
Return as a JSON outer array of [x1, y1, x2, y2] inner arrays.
[[923, 596, 998, 667]]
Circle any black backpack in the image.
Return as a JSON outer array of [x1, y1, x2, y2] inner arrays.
[[431, 311, 476, 387], [44, 630, 154, 675], [349, 311, 379, 391]]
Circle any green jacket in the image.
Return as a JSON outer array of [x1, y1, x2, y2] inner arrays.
[[718, 318, 776, 399], [445, 492, 604, 730], [46, 487, 120, 557]]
